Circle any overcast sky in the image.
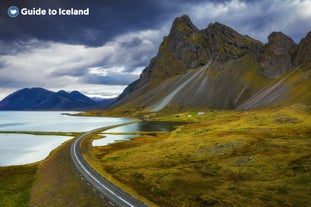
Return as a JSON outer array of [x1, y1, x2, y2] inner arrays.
[[0, 0, 310, 99]]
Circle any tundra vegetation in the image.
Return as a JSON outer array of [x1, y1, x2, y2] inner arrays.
[[84, 104, 311, 207]]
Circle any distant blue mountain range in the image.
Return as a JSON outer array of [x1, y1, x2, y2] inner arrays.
[[0, 88, 116, 110]]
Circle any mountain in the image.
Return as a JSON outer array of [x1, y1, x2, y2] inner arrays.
[[0, 88, 99, 110], [93, 97, 117, 108], [111, 15, 311, 112]]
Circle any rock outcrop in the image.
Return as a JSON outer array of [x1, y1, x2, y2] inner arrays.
[[295, 31, 311, 66], [259, 32, 297, 78], [203, 22, 263, 63]]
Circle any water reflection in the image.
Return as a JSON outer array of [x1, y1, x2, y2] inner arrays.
[[94, 121, 186, 146], [0, 133, 71, 166], [105, 121, 186, 133]]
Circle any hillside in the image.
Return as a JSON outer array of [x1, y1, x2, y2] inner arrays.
[[112, 15, 311, 113]]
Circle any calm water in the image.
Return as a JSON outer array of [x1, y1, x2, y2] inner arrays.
[[93, 121, 186, 146], [0, 134, 70, 166], [0, 112, 185, 165], [0, 111, 132, 132], [0, 111, 133, 166]]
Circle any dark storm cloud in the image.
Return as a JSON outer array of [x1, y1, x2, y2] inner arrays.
[[0, 0, 167, 46], [1, 0, 309, 47]]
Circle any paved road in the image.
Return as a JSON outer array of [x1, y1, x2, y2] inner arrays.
[[70, 127, 149, 207]]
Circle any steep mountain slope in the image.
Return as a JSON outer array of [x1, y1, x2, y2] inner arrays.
[[238, 31, 311, 110], [0, 88, 98, 110], [112, 15, 311, 112]]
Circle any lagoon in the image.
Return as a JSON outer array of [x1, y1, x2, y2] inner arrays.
[[0, 134, 70, 166], [0, 111, 132, 132], [0, 111, 133, 166]]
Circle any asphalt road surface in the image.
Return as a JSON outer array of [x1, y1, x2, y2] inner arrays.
[[70, 127, 149, 207]]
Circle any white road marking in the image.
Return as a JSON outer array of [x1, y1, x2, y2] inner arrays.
[[72, 136, 135, 207]]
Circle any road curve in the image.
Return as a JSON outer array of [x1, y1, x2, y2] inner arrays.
[[70, 126, 149, 207]]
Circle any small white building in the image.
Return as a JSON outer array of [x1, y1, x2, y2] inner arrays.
[[198, 112, 205, 116]]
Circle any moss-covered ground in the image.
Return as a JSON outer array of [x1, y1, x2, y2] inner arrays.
[[86, 104, 311, 207], [0, 165, 37, 207]]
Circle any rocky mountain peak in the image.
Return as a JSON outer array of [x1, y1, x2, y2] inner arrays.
[[267, 32, 296, 55], [170, 15, 198, 34], [295, 31, 311, 65], [259, 32, 297, 78], [206, 22, 240, 37], [203, 22, 263, 63], [134, 15, 210, 89]]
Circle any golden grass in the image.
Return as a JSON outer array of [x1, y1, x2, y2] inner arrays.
[[85, 104, 311, 207], [81, 131, 162, 207]]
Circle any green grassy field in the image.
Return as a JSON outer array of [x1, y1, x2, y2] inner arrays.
[[87, 104, 311, 207], [0, 165, 38, 207]]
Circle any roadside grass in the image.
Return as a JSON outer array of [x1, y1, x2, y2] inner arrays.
[[0, 131, 76, 207], [0, 164, 37, 207], [81, 131, 164, 207], [30, 139, 112, 207], [86, 104, 311, 207]]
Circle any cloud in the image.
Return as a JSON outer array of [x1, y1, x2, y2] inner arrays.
[[82, 66, 144, 85], [0, 0, 167, 46], [0, 25, 166, 99], [185, 0, 311, 42]]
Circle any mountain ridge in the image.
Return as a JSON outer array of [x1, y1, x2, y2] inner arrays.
[[111, 15, 311, 113], [0, 87, 115, 110]]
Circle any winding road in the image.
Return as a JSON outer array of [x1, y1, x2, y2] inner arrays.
[[70, 127, 148, 207]]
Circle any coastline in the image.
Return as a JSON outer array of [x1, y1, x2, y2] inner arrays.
[[0, 119, 141, 206], [1, 137, 110, 206]]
